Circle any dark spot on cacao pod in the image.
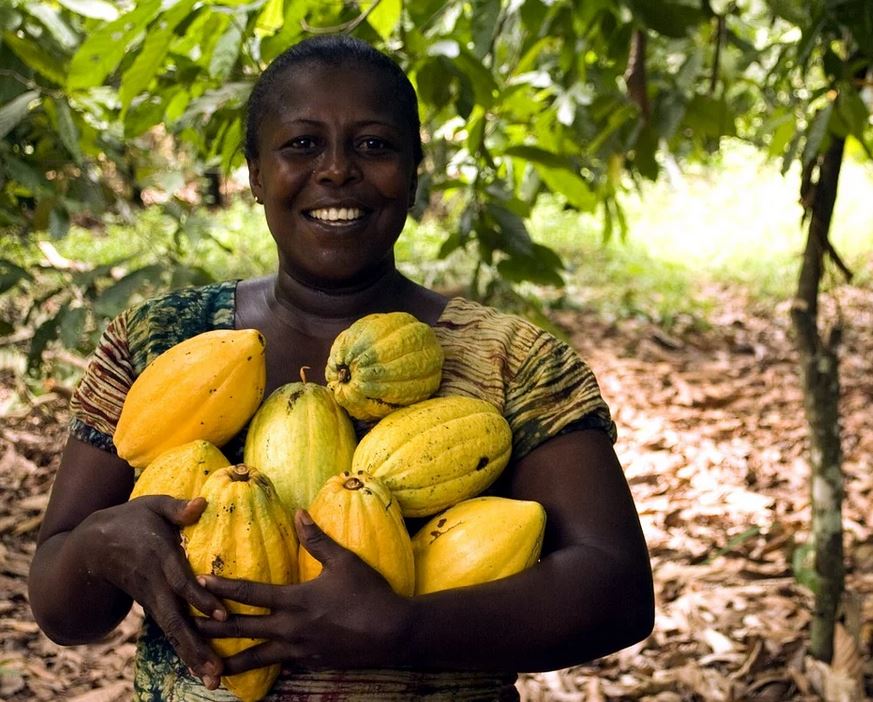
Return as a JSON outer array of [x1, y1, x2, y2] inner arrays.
[[476, 457, 489, 470], [211, 555, 224, 574], [437, 518, 447, 528]]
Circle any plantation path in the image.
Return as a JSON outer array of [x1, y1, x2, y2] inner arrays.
[[1, 284, 871, 701]]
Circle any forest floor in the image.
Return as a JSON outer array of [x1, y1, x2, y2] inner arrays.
[[1, 283, 871, 702]]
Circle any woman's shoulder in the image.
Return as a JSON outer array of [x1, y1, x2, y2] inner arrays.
[[125, 279, 239, 369]]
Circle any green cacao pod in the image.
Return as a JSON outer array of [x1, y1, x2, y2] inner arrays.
[[298, 470, 415, 597], [411, 496, 546, 595], [351, 396, 512, 517], [243, 368, 357, 513], [183, 464, 298, 702], [114, 329, 266, 469], [324, 311, 443, 421], [129, 440, 230, 501]]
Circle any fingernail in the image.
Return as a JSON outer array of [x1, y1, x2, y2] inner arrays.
[[197, 576, 207, 587], [203, 661, 220, 676], [212, 608, 227, 621], [202, 675, 218, 689], [299, 510, 313, 525]]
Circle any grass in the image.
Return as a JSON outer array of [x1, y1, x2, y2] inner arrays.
[[6, 140, 872, 330]]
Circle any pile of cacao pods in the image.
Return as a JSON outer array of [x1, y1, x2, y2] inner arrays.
[[116, 312, 546, 702]]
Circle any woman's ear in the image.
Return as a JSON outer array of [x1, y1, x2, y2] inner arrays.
[[248, 158, 263, 204]]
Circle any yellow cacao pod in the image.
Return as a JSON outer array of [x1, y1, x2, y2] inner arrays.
[[114, 329, 266, 469], [129, 440, 230, 501], [324, 311, 443, 421], [411, 496, 546, 595], [243, 368, 357, 513], [299, 471, 414, 597], [351, 396, 512, 517], [183, 464, 298, 702]]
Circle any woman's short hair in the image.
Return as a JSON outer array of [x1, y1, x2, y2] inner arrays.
[[244, 34, 423, 166]]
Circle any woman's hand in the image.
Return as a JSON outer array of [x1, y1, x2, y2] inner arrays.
[[193, 510, 411, 674], [78, 495, 227, 686]]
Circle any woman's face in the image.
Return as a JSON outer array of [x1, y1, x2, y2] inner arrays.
[[248, 62, 418, 290]]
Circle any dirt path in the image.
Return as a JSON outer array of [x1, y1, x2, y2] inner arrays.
[[2, 284, 871, 701]]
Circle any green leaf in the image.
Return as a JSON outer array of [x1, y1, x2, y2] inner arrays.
[[57, 0, 119, 21], [94, 264, 165, 318], [255, 0, 285, 37], [367, 0, 401, 39], [0, 259, 34, 294], [626, 0, 706, 38], [765, 0, 808, 25], [27, 314, 62, 374], [534, 163, 597, 211], [504, 144, 577, 170], [801, 102, 834, 168], [486, 202, 535, 258], [2, 32, 66, 85], [58, 306, 88, 349], [120, 0, 198, 111], [24, 3, 78, 50], [496, 243, 565, 287], [471, 0, 501, 58], [835, 83, 870, 141], [209, 20, 243, 80], [67, 0, 162, 90], [452, 48, 500, 109], [0, 90, 40, 140], [50, 96, 83, 164]]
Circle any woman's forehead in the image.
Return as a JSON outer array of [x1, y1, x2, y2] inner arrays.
[[267, 64, 407, 125]]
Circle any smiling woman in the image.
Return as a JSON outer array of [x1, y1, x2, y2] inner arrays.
[[28, 34, 654, 702]]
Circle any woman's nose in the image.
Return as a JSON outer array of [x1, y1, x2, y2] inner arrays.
[[315, 143, 360, 185]]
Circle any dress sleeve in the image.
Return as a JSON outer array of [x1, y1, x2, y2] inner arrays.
[[503, 327, 617, 459], [68, 310, 136, 454]]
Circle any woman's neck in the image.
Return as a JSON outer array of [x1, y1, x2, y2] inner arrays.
[[267, 265, 416, 338]]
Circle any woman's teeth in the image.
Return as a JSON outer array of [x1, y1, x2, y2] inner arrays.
[[308, 207, 364, 222]]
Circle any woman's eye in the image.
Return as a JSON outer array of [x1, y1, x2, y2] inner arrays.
[[358, 137, 390, 151], [286, 137, 317, 150]]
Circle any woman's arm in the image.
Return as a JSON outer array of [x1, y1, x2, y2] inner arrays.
[[196, 428, 654, 673], [28, 437, 227, 683], [402, 428, 654, 671]]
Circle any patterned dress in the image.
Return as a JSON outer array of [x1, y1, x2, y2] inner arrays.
[[69, 280, 616, 701]]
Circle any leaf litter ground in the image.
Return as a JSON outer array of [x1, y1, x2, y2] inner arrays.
[[1, 283, 871, 701]]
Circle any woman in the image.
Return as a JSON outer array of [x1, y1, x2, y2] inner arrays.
[[29, 35, 654, 700]]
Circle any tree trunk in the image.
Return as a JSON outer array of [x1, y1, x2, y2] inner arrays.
[[790, 136, 845, 663]]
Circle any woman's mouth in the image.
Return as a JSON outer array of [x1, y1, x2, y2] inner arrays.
[[305, 207, 367, 224]]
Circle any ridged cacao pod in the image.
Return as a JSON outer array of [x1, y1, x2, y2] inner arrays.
[[351, 396, 512, 517], [129, 440, 230, 501], [243, 368, 357, 513], [324, 311, 443, 421], [411, 496, 546, 595], [114, 329, 266, 469], [183, 464, 298, 702], [298, 471, 414, 597]]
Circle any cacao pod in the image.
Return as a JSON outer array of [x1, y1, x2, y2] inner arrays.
[[129, 440, 230, 501], [243, 368, 357, 513], [351, 396, 512, 517], [411, 496, 546, 595], [298, 471, 414, 597], [183, 464, 298, 702], [115, 329, 266, 469], [324, 311, 443, 421]]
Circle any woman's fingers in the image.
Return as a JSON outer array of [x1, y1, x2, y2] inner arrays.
[[145, 589, 224, 680], [294, 509, 345, 568], [139, 494, 208, 527], [220, 639, 300, 675], [197, 575, 285, 609]]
